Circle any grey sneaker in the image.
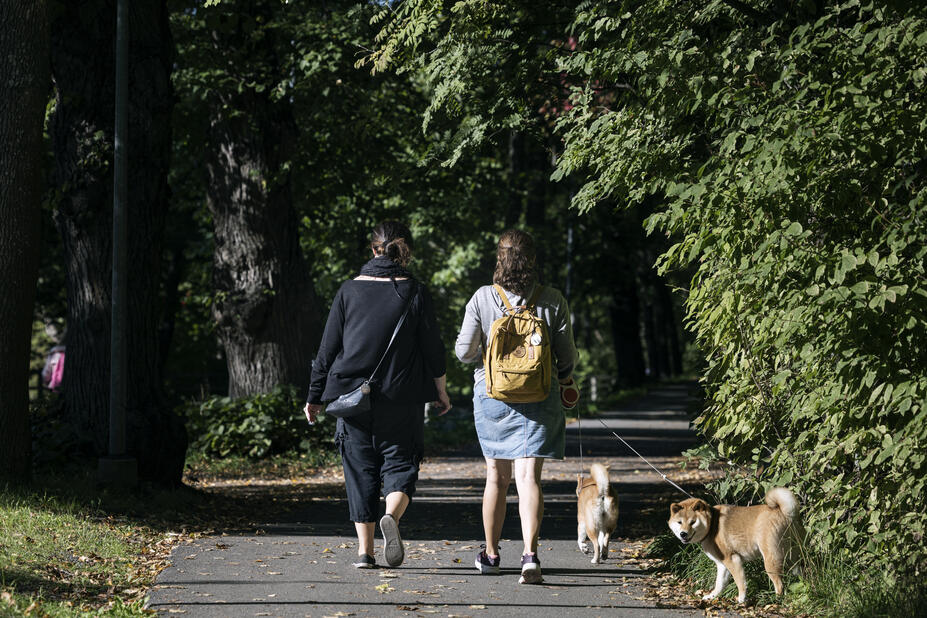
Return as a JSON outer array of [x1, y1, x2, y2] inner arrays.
[[352, 554, 376, 569], [518, 552, 543, 584], [379, 514, 404, 567]]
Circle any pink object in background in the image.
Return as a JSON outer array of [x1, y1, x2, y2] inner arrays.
[[42, 345, 65, 392]]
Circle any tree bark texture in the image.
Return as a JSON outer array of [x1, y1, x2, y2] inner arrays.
[[205, 4, 321, 397], [50, 0, 186, 484], [0, 0, 49, 483]]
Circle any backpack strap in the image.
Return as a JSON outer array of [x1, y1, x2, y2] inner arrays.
[[494, 284, 515, 312], [494, 284, 544, 314]]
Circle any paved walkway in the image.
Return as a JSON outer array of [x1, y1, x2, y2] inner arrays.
[[149, 383, 727, 617]]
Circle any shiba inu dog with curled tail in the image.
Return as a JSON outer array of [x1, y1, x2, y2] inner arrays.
[[576, 463, 619, 564], [668, 487, 804, 604]]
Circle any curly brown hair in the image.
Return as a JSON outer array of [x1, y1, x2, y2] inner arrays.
[[371, 221, 413, 267], [493, 229, 536, 296]]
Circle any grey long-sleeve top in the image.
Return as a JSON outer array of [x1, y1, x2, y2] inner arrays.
[[455, 283, 576, 384]]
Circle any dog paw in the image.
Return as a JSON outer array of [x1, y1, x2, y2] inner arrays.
[[702, 592, 719, 601], [591, 557, 603, 564], [578, 542, 590, 554]]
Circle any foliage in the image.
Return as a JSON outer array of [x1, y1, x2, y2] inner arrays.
[[423, 405, 477, 454], [367, 0, 927, 580], [183, 385, 334, 458]]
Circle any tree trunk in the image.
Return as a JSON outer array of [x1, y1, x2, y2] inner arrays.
[[205, 2, 321, 397], [610, 281, 646, 388], [50, 0, 186, 484], [657, 281, 683, 376], [0, 0, 48, 484]]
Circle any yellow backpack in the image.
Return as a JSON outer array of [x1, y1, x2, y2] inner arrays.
[[484, 284, 551, 402]]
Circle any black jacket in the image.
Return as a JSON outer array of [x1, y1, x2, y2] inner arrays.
[[307, 278, 446, 405]]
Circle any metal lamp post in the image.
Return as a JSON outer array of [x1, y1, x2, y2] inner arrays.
[[98, 0, 137, 488]]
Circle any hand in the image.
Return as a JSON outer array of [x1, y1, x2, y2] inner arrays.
[[304, 402, 322, 425], [432, 390, 451, 416]]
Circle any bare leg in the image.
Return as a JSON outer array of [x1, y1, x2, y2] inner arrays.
[[482, 458, 512, 557], [514, 457, 545, 555], [355, 522, 375, 557], [385, 491, 410, 521]]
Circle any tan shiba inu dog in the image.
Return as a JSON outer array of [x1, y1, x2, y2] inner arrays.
[[576, 463, 619, 564], [668, 488, 802, 603]]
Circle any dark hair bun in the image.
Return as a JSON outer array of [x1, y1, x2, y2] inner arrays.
[[384, 237, 411, 264], [371, 221, 414, 267]]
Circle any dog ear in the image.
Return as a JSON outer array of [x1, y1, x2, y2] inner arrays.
[[670, 503, 682, 515], [693, 500, 710, 512]]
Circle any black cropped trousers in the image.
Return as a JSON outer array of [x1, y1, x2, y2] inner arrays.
[[335, 400, 424, 523]]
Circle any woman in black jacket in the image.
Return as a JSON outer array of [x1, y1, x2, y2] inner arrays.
[[304, 221, 451, 569]]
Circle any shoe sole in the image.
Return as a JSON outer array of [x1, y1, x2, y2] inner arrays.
[[380, 515, 404, 567], [475, 557, 500, 575], [352, 561, 376, 569], [519, 565, 543, 584]]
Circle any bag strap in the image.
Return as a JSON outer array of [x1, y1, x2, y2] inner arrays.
[[494, 284, 544, 314], [494, 284, 514, 312], [367, 281, 417, 382]]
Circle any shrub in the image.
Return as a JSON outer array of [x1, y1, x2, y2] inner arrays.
[[182, 385, 335, 458]]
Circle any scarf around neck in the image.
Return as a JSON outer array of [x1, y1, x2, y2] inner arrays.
[[359, 255, 413, 280]]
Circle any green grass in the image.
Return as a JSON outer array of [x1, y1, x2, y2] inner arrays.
[[787, 552, 927, 617], [1, 450, 344, 617], [0, 476, 170, 616]]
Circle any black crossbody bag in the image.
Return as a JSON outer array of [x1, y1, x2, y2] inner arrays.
[[324, 284, 416, 418]]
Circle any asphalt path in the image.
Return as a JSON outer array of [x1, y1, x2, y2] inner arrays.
[[149, 383, 727, 617]]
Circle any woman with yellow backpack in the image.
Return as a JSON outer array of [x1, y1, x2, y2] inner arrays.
[[455, 229, 579, 584]]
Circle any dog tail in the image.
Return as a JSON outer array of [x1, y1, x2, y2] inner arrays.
[[766, 487, 798, 521], [590, 463, 611, 500]]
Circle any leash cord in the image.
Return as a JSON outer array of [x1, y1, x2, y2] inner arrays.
[[577, 411, 584, 482], [592, 416, 696, 500]]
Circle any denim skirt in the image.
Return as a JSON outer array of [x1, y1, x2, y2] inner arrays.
[[472, 379, 565, 460]]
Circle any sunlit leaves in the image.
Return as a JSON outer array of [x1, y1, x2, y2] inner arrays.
[[368, 0, 927, 577]]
